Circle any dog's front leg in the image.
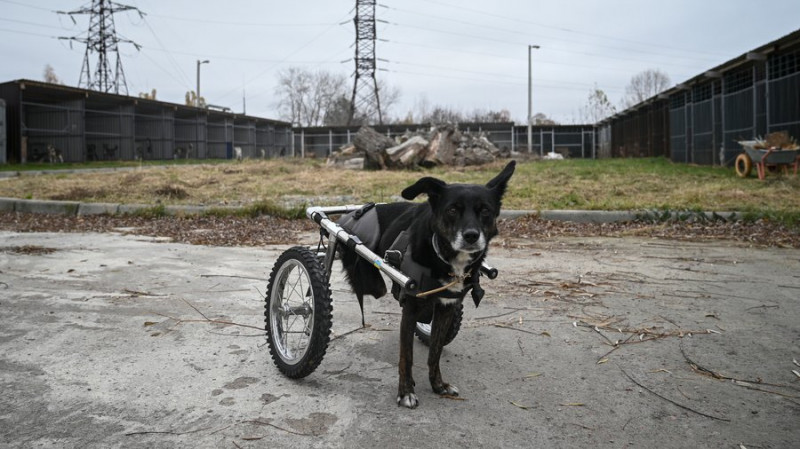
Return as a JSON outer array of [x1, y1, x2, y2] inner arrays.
[[397, 302, 418, 408], [428, 302, 459, 396]]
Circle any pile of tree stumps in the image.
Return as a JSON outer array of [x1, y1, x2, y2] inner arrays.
[[327, 125, 510, 170]]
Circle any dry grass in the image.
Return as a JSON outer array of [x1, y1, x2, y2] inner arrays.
[[1, 158, 799, 222]]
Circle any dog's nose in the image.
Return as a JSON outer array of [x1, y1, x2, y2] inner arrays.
[[463, 230, 480, 244]]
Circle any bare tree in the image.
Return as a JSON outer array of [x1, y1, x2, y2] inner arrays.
[[375, 79, 400, 124], [579, 85, 616, 123], [43, 64, 62, 84], [531, 112, 557, 125], [623, 69, 671, 108], [275, 68, 351, 126], [466, 108, 512, 123]]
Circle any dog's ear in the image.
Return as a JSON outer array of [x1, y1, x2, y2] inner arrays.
[[486, 160, 516, 203], [401, 177, 446, 202]]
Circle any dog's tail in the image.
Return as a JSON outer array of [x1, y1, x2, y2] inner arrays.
[[339, 243, 387, 327]]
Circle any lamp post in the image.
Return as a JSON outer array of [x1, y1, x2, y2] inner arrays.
[[527, 45, 539, 154], [196, 59, 210, 107]]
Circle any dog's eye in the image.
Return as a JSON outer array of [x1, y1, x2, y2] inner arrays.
[[480, 207, 492, 218], [446, 207, 458, 217]]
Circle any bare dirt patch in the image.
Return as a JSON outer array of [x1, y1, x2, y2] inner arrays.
[[153, 184, 189, 200], [0, 212, 797, 248]]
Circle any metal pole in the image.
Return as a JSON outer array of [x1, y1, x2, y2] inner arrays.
[[196, 59, 209, 107], [527, 45, 539, 153]]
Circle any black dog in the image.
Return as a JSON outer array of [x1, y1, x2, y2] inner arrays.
[[339, 160, 515, 408]]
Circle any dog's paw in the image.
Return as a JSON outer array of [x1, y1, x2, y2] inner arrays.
[[433, 383, 459, 396], [397, 393, 419, 409]]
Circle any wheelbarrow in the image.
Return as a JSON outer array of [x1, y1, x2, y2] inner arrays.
[[735, 141, 800, 180]]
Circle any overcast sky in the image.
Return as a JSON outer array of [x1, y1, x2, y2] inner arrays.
[[1, 0, 798, 124]]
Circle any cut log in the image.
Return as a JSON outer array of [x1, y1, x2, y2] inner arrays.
[[385, 136, 430, 168], [424, 126, 459, 166], [352, 126, 395, 169]]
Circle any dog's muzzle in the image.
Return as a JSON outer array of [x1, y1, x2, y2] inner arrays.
[[453, 230, 486, 253]]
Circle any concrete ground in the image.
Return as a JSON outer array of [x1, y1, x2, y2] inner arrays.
[[1, 230, 799, 448]]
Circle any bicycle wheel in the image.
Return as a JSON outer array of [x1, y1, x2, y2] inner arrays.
[[415, 302, 463, 347], [264, 246, 332, 378]]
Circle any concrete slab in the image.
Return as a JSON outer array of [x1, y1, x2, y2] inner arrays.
[[1, 231, 798, 448], [539, 209, 638, 223], [165, 205, 206, 216], [0, 197, 16, 212], [116, 204, 152, 215], [14, 199, 79, 215], [77, 202, 120, 216]]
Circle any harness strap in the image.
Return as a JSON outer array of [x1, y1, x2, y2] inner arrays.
[[386, 231, 481, 303]]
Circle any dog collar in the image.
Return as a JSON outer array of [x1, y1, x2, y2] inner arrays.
[[431, 234, 450, 266]]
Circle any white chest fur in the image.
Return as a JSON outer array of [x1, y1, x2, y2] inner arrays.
[[437, 251, 474, 305]]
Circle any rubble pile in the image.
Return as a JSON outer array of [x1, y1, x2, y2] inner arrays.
[[327, 125, 510, 170]]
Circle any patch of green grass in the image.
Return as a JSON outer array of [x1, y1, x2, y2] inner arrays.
[[127, 204, 167, 218], [204, 200, 306, 220], [2, 157, 798, 222]]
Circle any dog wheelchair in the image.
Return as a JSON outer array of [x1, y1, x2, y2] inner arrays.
[[264, 204, 499, 379]]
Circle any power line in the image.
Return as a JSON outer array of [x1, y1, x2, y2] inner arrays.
[[133, 42, 345, 65], [0, 0, 54, 12], [143, 12, 336, 28], [385, 39, 676, 76], [214, 13, 351, 104], [382, 5, 720, 65], [389, 59, 622, 91], [412, 0, 728, 59], [388, 68, 624, 94], [0, 26, 57, 39], [384, 19, 713, 70], [138, 18, 192, 89], [0, 16, 64, 30]]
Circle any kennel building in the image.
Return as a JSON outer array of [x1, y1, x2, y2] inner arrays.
[[598, 27, 800, 165], [0, 79, 293, 164]]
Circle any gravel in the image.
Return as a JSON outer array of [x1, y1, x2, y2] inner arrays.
[[1, 211, 798, 248]]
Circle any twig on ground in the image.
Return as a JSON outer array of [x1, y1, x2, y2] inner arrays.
[[331, 326, 393, 342], [619, 367, 730, 422], [123, 288, 165, 297], [492, 323, 543, 336], [151, 298, 267, 334], [680, 342, 800, 395], [475, 308, 525, 320], [200, 274, 265, 281], [744, 304, 779, 312], [181, 297, 211, 321], [597, 333, 635, 362], [126, 424, 230, 436], [658, 315, 680, 328], [244, 419, 313, 437]]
